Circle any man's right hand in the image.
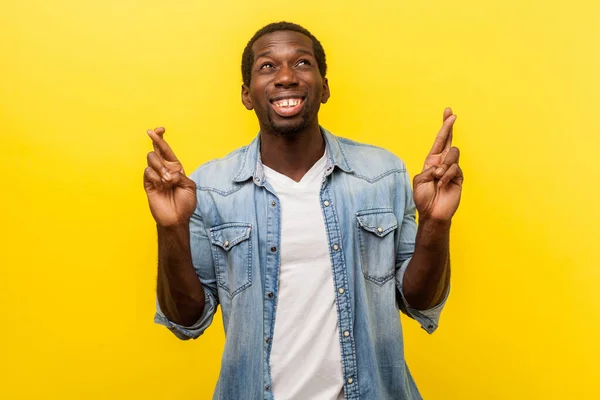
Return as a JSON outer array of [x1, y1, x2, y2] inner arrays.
[[144, 127, 197, 227]]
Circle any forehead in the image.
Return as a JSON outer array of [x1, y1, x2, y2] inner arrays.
[[251, 30, 314, 61]]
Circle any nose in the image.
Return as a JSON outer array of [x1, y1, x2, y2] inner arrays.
[[274, 64, 298, 88]]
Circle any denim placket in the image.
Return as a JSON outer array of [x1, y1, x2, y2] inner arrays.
[[258, 179, 280, 400], [321, 179, 360, 399]]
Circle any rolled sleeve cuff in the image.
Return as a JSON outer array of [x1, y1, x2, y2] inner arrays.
[[396, 257, 450, 334], [154, 290, 217, 340]]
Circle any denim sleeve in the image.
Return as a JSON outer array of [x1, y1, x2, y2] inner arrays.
[[154, 289, 218, 340], [154, 207, 220, 340], [394, 170, 448, 334]]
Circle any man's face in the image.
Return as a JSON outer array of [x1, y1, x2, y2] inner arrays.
[[242, 30, 330, 136]]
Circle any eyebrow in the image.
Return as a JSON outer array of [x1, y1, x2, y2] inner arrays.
[[254, 48, 314, 62], [255, 50, 272, 60]]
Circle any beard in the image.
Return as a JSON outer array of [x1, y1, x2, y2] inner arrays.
[[261, 99, 318, 137]]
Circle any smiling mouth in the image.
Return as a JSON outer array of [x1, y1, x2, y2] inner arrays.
[[270, 97, 305, 117], [271, 98, 303, 107]]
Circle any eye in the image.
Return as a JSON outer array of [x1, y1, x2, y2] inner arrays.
[[297, 59, 311, 67], [260, 62, 274, 70]]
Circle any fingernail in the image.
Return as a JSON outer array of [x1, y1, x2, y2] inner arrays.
[[164, 171, 172, 180], [436, 168, 444, 175], [147, 129, 154, 134]]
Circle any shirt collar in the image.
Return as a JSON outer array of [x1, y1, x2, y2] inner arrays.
[[232, 126, 353, 185]]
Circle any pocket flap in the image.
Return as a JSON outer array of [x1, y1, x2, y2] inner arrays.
[[356, 210, 398, 237], [210, 223, 252, 251]]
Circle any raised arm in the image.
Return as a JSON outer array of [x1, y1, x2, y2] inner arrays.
[[144, 127, 205, 326], [402, 108, 464, 310]]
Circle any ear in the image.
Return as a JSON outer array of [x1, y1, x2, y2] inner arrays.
[[321, 78, 330, 104], [241, 84, 253, 110]]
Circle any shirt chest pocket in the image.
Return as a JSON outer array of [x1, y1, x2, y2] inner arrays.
[[209, 223, 253, 298], [356, 210, 398, 285]]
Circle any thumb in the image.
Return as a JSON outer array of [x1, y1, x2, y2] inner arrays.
[[170, 171, 196, 190], [413, 166, 437, 187]]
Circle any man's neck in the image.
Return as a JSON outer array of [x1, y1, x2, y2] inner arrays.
[[260, 125, 325, 183]]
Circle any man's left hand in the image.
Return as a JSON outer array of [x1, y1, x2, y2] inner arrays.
[[413, 108, 464, 222]]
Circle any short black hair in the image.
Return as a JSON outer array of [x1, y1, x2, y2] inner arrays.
[[241, 21, 327, 87]]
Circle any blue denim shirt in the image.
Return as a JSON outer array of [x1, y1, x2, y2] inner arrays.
[[155, 128, 448, 400]]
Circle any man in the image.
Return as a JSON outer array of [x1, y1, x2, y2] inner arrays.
[[144, 21, 463, 400]]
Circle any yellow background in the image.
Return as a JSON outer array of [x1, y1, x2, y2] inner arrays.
[[2, 0, 599, 398]]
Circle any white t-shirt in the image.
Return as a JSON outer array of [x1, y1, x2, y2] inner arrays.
[[264, 152, 345, 400]]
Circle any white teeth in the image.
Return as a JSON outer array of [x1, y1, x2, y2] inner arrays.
[[274, 98, 301, 107]]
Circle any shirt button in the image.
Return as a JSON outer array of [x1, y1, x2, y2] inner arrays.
[[266, 337, 271, 344], [343, 331, 350, 337], [333, 244, 339, 251], [271, 201, 276, 207], [323, 200, 330, 206], [347, 377, 353, 384], [271, 246, 277, 253], [224, 240, 230, 247], [267, 292, 274, 299], [377, 227, 383, 233], [338, 288, 344, 294], [265, 385, 271, 391]]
